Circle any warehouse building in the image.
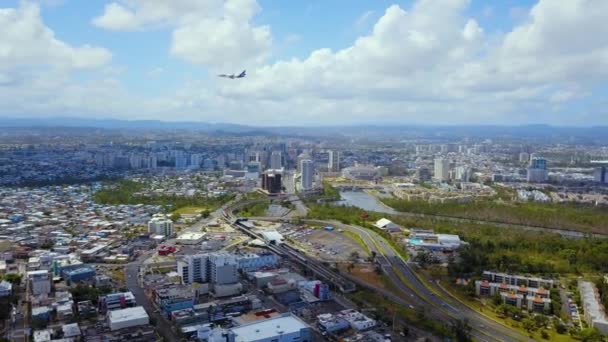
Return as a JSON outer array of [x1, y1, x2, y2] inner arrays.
[[108, 306, 149, 331]]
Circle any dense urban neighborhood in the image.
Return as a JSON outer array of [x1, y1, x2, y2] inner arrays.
[[0, 126, 605, 342]]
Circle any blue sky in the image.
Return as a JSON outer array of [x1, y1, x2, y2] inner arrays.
[[0, 0, 606, 126]]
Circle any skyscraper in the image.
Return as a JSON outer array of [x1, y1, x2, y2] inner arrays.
[[454, 166, 471, 182], [594, 166, 607, 183], [328, 150, 340, 172], [300, 159, 314, 191], [527, 157, 548, 183], [262, 171, 282, 193], [417, 167, 431, 182], [270, 151, 282, 170], [433, 158, 449, 182]]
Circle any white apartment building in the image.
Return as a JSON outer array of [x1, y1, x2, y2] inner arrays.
[[434, 158, 449, 182], [147, 214, 174, 237]]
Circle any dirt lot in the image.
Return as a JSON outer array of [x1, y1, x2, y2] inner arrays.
[[338, 264, 386, 289], [289, 228, 369, 262]]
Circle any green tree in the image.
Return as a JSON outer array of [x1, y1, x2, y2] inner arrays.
[[451, 319, 472, 342], [555, 322, 568, 334], [579, 328, 604, 342], [522, 318, 537, 333], [170, 212, 181, 222], [3, 274, 22, 286], [540, 330, 550, 339]]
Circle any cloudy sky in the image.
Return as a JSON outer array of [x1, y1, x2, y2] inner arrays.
[[1, 0, 607, 126]]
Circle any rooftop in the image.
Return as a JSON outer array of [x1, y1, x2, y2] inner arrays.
[[108, 306, 149, 323], [231, 313, 309, 341]]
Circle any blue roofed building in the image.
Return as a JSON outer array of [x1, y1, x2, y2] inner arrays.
[[63, 265, 96, 285]]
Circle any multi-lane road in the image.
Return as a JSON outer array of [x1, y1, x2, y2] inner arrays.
[[251, 212, 533, 342], [325, 221, 533, 342]]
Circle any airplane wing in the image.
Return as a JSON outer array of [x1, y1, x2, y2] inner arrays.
[[237, 70, 246, 78]]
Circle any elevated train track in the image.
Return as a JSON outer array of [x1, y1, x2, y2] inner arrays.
[[225, 213, 356, 293]]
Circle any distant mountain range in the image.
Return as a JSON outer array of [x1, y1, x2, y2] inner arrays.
[[0, 117, 251, 131], [0, 117, 606, 142]]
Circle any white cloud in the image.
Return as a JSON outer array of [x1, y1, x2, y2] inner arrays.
[[2, 0, 608, 126], [0, 2, 111, 70], [93, 0, 271, 68]]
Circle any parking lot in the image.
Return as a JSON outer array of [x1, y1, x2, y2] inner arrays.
[[278, 224, 367, 262]]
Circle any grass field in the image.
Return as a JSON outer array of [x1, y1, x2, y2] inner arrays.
[[172, 206, 208, 215]]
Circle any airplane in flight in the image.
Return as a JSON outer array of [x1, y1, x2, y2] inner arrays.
[[218, 70, 246, 79]]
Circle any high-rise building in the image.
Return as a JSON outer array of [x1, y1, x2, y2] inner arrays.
[[433, 158, 449, 182], [328, 150, 340, 172], [262, 171, 282, 194], [175, 156, 188, 169], [178, 254, 209, 285], [147, 214, 174, 237], [519, 152, 530, 163], [594, 166, 607, 183], [296, 152, 311, 172], [248, 152, 260, 163], [417, 167, 432, 182], [300, 159, 314, 191], [148, 155, 158, 169], [208, 253, 239, 285], [190, 154, 203, 169], [270, 151, 282, 170], [527, 157, 548, 183], [454, 166, 471, 182]]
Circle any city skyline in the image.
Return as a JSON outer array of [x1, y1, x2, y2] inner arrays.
[[2, 0, 608, 126]]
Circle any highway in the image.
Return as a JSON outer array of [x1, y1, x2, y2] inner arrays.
[[245, 212, 532, 342], [224, 196, 537, 341], [305, 219, 533, 342]]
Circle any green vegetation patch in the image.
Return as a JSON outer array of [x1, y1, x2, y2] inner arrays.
[[235, 201, 268, 217], [381, 197, 608, 234], [94, 180, 234, 212]]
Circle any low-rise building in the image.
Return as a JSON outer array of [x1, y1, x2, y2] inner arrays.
[[63, 265, 96, 285], [176, 232, 205, 245], [0, 280, 12, 297], [475, 280, 551, 312], [481, 271, 554, 289], [579, 281, 608, 335], [317, 313, 350, 333], [28, 270, 51, 296], [260, 231, 284, 245], [108, 306, 150, 331], [62, 323, 81, 339], [154, 285, 195, 315], [406, 230, 464, 251], [237, 253, 279, 272], [374, 218, 401, 232], [338, 309, 376, 331], [99, 291, 136, 312], [199, 312, 312, 342]]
